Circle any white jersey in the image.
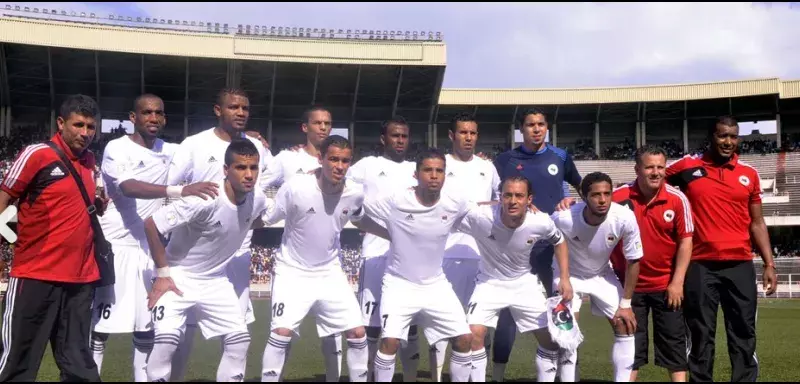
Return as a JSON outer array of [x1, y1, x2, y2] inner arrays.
[[151, 180, 268, 279], [346, 155, 417, 258], [263, 174, 366, 273], [366, 189, 469, 285], [100, 136, 178, 246], [459, 204, 564, 281], [442, 154, 501, 260], [551, 202, 643, 278], [167, 127, 273, 254], [260, 148, 321, 188]]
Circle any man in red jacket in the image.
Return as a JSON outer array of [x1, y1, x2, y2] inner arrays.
[[0, 94, 103, 381], [666, 116, 777, 382], [611, 146, 693, 382]]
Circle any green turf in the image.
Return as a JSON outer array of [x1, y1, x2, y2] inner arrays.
[[29, 299, 800, 382]]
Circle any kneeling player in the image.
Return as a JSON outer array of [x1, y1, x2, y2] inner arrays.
[[143, 139, 268, 382], [457, 176, 573, 382], [552, 172, 643, 382], [259, 136, 390, 382]]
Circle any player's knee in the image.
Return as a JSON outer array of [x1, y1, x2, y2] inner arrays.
[[408, 325, 418, 337], [272, 328, 293, 338], [366, 326, 382, 339], [379, 338, 400, 354], [533, 328, 559, 351], [470, 325, 487, 350], [346, 327, 366, 340], [452, 334, 473, 353], [611, 320, 628, 336]]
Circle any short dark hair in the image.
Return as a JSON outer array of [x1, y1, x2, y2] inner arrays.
[[709, 115, 739, 138], [59, 94, 100, 120], [216, 88, 249, 107], [302, 105, 331, 125], [580, 172, 613, 199], [381, 115, 409, 136], [415, 147, 446, 171], [501, 175, 533, 197], [634, 145, 667, 166], [450, 112, 477, 133], [132, 93, 163, 112], [517, 107, 548, 128], [320, 135, 352, 157], [224, 138, 260, 166]]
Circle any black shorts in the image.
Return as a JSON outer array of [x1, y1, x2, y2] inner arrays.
[[631, 291, 688, 371]]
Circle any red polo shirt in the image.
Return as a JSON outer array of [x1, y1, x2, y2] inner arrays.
[[610, 182, 694, 292], [0, 133, 99, 283], [665, 152, 761, 262]]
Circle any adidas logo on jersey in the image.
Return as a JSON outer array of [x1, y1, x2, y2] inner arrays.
[[488, 234, 496, 240], [208, 156, 217, 163], [405, 213, 414, 221], [136, 160, 145, 169], [213, 221, 222, 227], [573, 236, 580, 242], [480, 172, 485, 177], [231, 373, 244, 381], [692, 169, 703, 177], [307, 207, 316, 214], [263, 371, 278, 378], [50, 167, 65, 177], [447, 171, 454, 177], [379, 171, 386, 177], [296, 169, 304, 174]]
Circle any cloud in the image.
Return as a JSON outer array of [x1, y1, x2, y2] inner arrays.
[[10, 2, 800, 88]]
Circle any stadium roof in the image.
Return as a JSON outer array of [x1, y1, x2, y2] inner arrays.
[[0, 15, 446, 66]]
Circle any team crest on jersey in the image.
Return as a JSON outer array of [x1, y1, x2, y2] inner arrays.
[[480, 172, 485, 177], [441, 214, 448, 221], [548, 164, 559, 176], [167, 212, 177, 226], [663, 210, 675, 223], [606, 234, 616, 245], [739, 175, 750, 186], [342, 209, 349, 216], [527, 238, 534, 245]]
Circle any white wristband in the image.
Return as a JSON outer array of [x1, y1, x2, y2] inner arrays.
[[166, 186, 184, 198], [619, 298, 632, 309], [156, 267, 170, 278]]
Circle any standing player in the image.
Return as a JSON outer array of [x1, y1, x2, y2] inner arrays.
[[457, 176, 572, 382], [167, 88, 272, 380], [666, 116, 776, 382], [366, 149, 474, 383], [259, 135, 389, 382], [260, 106, 347, 382], [144, 139, 267, 382], [552, 172, 643, 382], [91, 94, 219, 381], [492, 108, 581, 381], [346, 116, 419, 381], [609, 146, 693, 382], [432, 112, 500, 382]]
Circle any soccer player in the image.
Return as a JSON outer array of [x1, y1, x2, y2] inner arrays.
[[346, 116, 419, 381], [143, 139, 267, 382], [91, 94, 219, 381], [457, 176, 572, 382], [260, 106, 347, 382], [609, 146, 693, 382], [366, 148, 474, 383], [551, 172, 643, 382], [666, 116, 776, 382], [432, 112, 500, 382], [491, 107, 582, 381], [167, 88, 272, 380], [259, 135, 389, 382]]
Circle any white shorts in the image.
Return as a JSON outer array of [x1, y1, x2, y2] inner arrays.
[[553, 267, 624, 320], [466, 273, 548, 333], [270, 264, 364, 338], [443, 258, 479, 308], [93, 243, 154, 333], [379, 273, 471, 345], [152, 273, 247, 339], [187, 250, 255, 326], [358, 256, 387, 328]]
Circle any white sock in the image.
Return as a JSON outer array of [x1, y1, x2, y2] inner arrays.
[[279, 337, 293, 382], [346, 336, 369, 382], [147, 330, 182, 382], [374, 351, 396, 382], [322, 334, 343, 382], [218, 332, 250, 382], [470, 348, 487, 382], [262, 333, 292, 382], [400, 333, 420, 382], [430, 340, 448, 382], [612, 335, 635, 383], [367, 336, 379, 381], [558, 348, 578, 382], [90, 333, 107, 376], [132, 333, 154, 382], [536, 347, 559, 382], [492, 363, 506, 382], [170, 324, 197, 381], [449, 350, 473, 382]]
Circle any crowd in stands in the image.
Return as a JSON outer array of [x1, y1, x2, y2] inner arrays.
[[248, 245, 363, 285]]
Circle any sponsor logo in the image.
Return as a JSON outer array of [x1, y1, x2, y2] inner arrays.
[[50, 167, 65, 177], [208, 156, 217, 163]]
